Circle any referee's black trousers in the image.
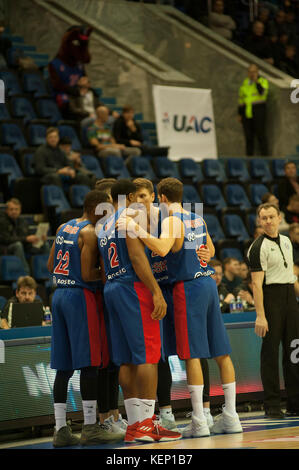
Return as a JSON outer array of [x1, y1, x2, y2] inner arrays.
[[261, 284, 299, 411]]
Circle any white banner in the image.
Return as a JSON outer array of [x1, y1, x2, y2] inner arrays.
[[153, 85, 217, 162]]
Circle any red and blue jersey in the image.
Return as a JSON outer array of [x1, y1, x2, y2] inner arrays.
[[166, 211, 215, 282], [98, 207, 139, 284], [146, 209, 170, 286], [53, 218, 98, 291], [50, 57, 84, 105]]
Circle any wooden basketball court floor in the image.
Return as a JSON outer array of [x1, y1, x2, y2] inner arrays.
[[2, 412, 299, 450]]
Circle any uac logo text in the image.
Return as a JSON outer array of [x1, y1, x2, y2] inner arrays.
[[173, 115, 212, 133]]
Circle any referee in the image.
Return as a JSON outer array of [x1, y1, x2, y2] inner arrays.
[[247, 203, 299, 419]]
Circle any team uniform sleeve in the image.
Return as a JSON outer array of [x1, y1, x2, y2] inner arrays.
[[247, 237, 267, 272]]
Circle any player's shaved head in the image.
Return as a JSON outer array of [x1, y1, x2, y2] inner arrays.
[[83, 190, 110, 214], [110, 179, 137, 203]]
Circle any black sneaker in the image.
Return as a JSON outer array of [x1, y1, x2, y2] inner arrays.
[[285, 409, 299, 417], [264, 408, 285, 419]]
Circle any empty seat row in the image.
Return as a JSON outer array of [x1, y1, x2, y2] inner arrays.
[[0, 70, 51, 98]]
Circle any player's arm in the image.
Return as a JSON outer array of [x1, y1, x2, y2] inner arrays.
[[251, 270, 268, 338], [47, 223, 64, 273], [197, 223, 215, 262], [99, 254, 107, 285], [126, 235, 167, 320], [80, 227, 101, 282]]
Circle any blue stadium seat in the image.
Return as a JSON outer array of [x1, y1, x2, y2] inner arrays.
[[219, 247, 243, 261], [31, 254, 50, 281], [179, 158, 203, 183], [201, 184, 226, 210], [246, 212, 257, 237], [22, 71, 49, 97], [204, 213, 225, 242], [36, 99, 63, 123], [249, 158, 272, 182], [69, 185, 90, 208], [27, 123, 47, 146], [10, 96, 37, 122], [202, 159, 227, 182], [58, 125, 81, 150], [103, 155, 131, 178], [0, 255, 27, 281], [0, 153, 23, 185], [0, 103, 11, 121], [80, 155, 104, 179], [0, 70, 22, 96], [42, 185, 71, 214], [272, 159, 285, 178], [0, 122, 28, 149], [225, 184, 251, 209], [152, 157, 180, 179], [227, 158, 250, 182], [249, 184, 269, 206], [19, 152, 35, 176], [0, 295, 6, 311], [182, 185, 201, 204], [222, 214, 250, 241], [127, 156, 157, 181]]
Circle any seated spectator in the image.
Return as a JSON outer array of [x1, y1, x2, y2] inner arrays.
[[279, 43, 299, 77], [59, 136, 96, 187], [289, 223, 299, 262], [271, 9, 287, 37], [257, 6, 273, 37], [261, 192, 290, 232], [34, 127, 92, 188], [209, 259, 235, 313], [239, 261, 249, 280], [0, 276, 45, 329], [244, 20, 274, 65], [0, 198, 49, 275], [68, 75, 118, 127], [254, 224, 264, 239], [87, 105, 141, 160], [222, 257, 245, 295], [285, 194, 299, 223], [237, 273, 255, 309], [208, 0, 236, 40], [284, 8, 297, 43], [278, 161, 299, 211]]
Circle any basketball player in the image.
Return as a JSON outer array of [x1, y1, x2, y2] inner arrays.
[[47, 190, 124, 447], [97, 179, 182, 443], [118, 177, 243, 437], [133, 177, 214, 430]]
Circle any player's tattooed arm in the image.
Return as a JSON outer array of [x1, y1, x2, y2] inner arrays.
[[81, 227, 101, 282]]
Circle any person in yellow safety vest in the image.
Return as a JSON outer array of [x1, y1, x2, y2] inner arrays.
[[238, 64, 269, 157]]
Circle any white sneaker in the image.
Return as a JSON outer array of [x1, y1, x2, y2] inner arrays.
[[211, 407, 243, 434], [181, 414, 210, 438], [203, 410, 214, 429], [160, 413, 179, 432], [106, 414, 127, 434]]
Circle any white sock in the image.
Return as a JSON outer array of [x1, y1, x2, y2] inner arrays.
[[124, 398, 140, 425], [138, 399, 156, 422], [82, 400, 97, 425], [222, 382, 237, 416], [203, 407, 211, 416], [160, 407, 174, 420], [188, 385, 205, 420], [54, 403, 67, 431]]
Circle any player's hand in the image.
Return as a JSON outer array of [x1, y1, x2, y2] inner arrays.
[[116, 215, 136, 232], [151, 292, 167, 321], [255, 317, 269, 338], [196, 245, 211, 263], [26, 235, 39, 244]]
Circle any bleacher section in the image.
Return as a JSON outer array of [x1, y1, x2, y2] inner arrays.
[[0, 27, 298, 306]]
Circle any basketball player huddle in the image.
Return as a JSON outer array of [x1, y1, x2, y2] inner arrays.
[[48, 177, 243, 447]]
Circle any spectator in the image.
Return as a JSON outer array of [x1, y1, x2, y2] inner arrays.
[[289, 223, 299, 262], [0, 198, 49, 275], [261, 192, 290, 232], [222, 257, 245, 295], [238, 63, 269, 156], [0, 276, 45, 329], [244, 21, 274, 65], [238, 273, 255, 309], [208, 0, 236, 40], [209, 259, 235, 313], [278, 161, 299, 211], [59, 136, 96, 188], [112, 105, 143, 151], [271, 9, 287, 37], [285, 194, 299, 223], [284, 8, 297, 43], [257, 6, 273, 36], [87, 105, 141, 160], [239, 261, 249, 280], [0, 24, 11, 66], [34, 127, 92, 188], [279, 43, 299, 76]]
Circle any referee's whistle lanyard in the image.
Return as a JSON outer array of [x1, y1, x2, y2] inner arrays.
[[275, 239, 288, 268]]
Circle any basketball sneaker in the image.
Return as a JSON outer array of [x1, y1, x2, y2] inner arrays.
[[104, 415, 126, 436], [160, 413, 179, 432], [135, 415, 182, 442], [53, 425, 80, 448], [203, 409, 214, 429], [211, 407, 243, 434], [181, 414, 210, 438], [109, 414, 128, 432], [80, 422, 124, 445]]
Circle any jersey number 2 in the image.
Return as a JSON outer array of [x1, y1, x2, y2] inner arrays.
[[108, 242, 119, 268], [54, 250, 70, 275]]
